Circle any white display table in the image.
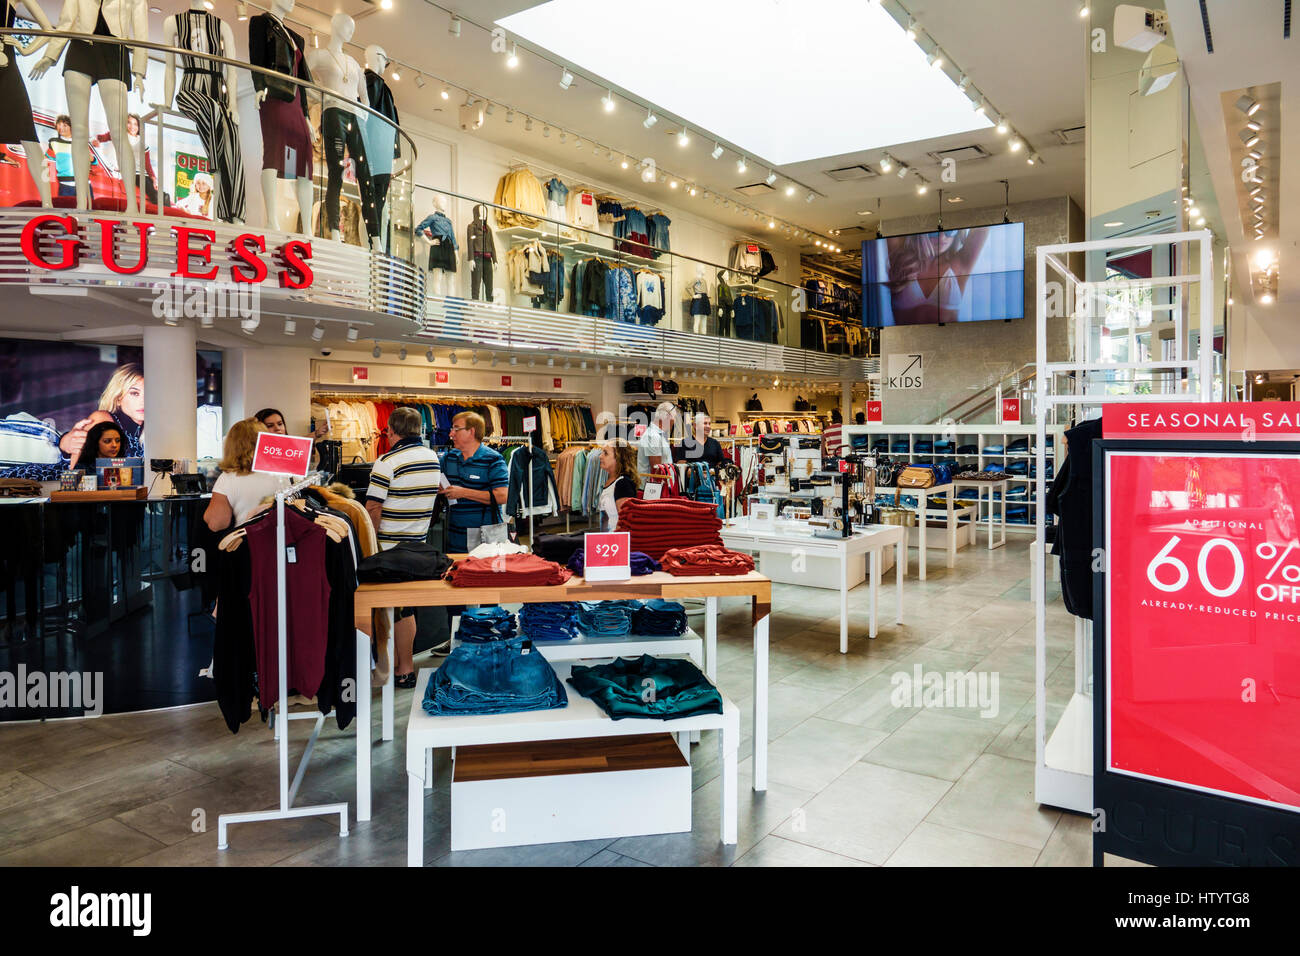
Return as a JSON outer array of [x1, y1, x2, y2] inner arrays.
[[877, 483, 958, 580], [405, 665, 741, 865], [720, 517, 905, 653], [953, 478, 1009, 550]]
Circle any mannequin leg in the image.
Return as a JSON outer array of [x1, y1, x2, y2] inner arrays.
[[21, 141, 52, 207], [260, 167, 280, 228], [322, 108, 346, 239], [428, 269, 443, 296], [97, 77, 137, 215], [64, 71, 93, 209], [293, 176, 314, 235]]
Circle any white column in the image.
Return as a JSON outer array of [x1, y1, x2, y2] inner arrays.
[[143, 325, 198, 496]]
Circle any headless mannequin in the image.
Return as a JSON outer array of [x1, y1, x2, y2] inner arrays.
[[308, 14, 378, 249], [253, 0, 313, 230], [30, 0, 145, 214], [420, 194, 451, 295], [163, 0, 243, 223], [1, 0, 54, 206]]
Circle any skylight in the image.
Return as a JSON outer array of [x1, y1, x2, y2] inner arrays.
[[498, 0, 992, 165]]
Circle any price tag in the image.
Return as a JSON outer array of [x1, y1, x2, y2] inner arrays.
[[867, 400, 883, 423], [583, 531, 631, 581], [286, 545, 297, 564], [642, 480, 663, 501], [435, 371, 449, 383], [1001, 398, 1021, 424], [352, 366, 368, 382], [501, 375, 512, 387], [553, 377, 563, 389], [523, 415, 537, 434], [251, 432, 313, 478]]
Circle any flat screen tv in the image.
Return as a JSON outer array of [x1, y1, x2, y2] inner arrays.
[[861, 221, 1025, 327]]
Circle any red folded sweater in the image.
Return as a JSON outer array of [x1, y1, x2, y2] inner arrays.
[[660, 545, 756, 576], [620, 498, 724, 559], [446, 553, 573, 588]]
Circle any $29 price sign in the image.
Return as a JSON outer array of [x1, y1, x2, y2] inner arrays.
[[1104, 450, 1300, 812], [583, 532, 630, 581]]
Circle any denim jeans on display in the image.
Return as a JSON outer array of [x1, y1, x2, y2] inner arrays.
[[632, 599, 688, 636], [576, 600, 641, 637], [519, 602, 582, 642], [456, 605, 518, 643], [423, 637, 567, 715]]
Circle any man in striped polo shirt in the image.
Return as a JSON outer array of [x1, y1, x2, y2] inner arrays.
[[365, 406, 442, 686]]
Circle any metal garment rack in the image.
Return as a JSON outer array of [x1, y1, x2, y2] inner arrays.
[[1032, 229, 1215, 815], [218, 472, 350, 849]]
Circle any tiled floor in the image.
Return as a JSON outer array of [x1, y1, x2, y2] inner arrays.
[[0, 539, 1096, 867]]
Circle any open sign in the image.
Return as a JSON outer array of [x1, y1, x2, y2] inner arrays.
[[252, 432, 314, 477]]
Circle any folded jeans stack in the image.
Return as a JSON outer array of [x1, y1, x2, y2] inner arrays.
[[567, 654, 722, 720], [456, 606, 518, 643], [660, 545, 756, 576], [617, 498, 724, 560], [446, 553, 573, 588], [422, 637, 568, 716], [576, 600, 641, 637], [567, 549, 661, 576], [519, 602, 582, 642], [631, 599, 687, 636]]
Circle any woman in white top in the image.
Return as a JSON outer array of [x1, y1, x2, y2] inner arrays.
[[598, 440, 639, 531], [203, 418, 288, 530], [177, 171, 215, 219]]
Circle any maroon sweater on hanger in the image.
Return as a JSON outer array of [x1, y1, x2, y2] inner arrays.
[[245, 508, 332, 711]]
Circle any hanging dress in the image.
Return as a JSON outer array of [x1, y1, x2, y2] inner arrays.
[[173, 10, 246, 222]]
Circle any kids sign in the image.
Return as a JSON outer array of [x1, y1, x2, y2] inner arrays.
[[251, 433, 314, 478]]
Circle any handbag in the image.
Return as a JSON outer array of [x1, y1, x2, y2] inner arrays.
[[897, 466, 937, 489], [745, 393, 764, 412], [758, 435, 786, 455]]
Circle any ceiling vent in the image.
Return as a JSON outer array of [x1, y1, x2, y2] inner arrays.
[[830, 224, 874, 236], [1052, 125, 1086, 146], [822, 164, 879, 182], [735, 182, 776, 197], [925, 144, 990, 164]]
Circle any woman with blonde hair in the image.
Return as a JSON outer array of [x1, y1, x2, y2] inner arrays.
[[203, 418, 288, 531], [178, 171, 216, 219], [59, 362, 145, 463]]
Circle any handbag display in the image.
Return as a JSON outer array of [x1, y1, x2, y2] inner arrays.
[[897, 466, 937, 489], [745, 393, 764, 412], [758, 435, 786, 455]]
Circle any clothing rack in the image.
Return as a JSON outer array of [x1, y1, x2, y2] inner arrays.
[[489, 434, 541, 542], [312, 388, 593, 403], [218, 471, 349, 850]]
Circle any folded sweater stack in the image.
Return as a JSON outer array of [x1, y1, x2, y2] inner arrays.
[[617, 498, 723, 560], [446, 553, 573, 588], [660, 545, 756, 577]]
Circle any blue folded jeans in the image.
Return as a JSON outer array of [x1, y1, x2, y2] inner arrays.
[[423, 638, 567, 715]]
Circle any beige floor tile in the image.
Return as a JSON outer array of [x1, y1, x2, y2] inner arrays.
[[885, 822, 1040, 866], [1036, 811, 1095, 866], [0, 770, 56, 813], [734, 834, 872, 867], [864, 710, 1000, 781], [766, 717, 888, 792], [0, 817, 165, 866], [927, 753, 1062, 850]]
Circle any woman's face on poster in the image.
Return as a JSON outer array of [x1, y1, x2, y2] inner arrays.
[[121, 377, 144, 424]]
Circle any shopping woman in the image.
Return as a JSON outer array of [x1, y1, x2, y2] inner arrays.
[[59, 362, 145, 464], [72, 422, 126, 473], [598, 439, 638, 531], [203, 419, 287, 531], [255, 408, 288, 434]]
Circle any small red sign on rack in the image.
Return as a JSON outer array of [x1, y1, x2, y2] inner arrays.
[[553, 377, 563, 389], [729, 424, 738, 436], [839, 460, 852, 473], [746, 244, 759, 254], [1001, 398, 1021, 424], [251, 432, 313, 478], [435, 371, 449, 384], [867, 401, 883, 423], [501, 375, 512, 387], [633, 424, 647, 439], [583, 531, 631, 581], [352, 366, 368, 382]]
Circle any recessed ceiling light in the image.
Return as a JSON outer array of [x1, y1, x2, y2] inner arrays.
[[1103, 220, 1124, 227], [1236, 94, 1260, 116], [856, 209, 874, 215], [946, 195, 964, 203]]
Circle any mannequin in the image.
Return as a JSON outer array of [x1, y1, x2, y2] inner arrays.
[[465, 202, 495, 301], [164, 0, 245, 223], [414, 194, 456, 296], [31, 0, 148, 213], [362, 43, 402, 251], [248, 0, 314, 231], [688, 264, 711, 335], [307, 14, 379, 249], [1, 0, 55, 206]]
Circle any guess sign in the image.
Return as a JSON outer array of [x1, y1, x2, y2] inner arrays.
[[251, 432, 314, 478], [18, 214, 314, 289]]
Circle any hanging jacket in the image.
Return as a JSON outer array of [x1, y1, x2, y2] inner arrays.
[[506, 443, 559, 518], [1046, 417, 1102, 620], [415, 210, 457, 249]]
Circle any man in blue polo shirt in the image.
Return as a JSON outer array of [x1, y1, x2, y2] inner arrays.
[[440, 410, 509, 553]]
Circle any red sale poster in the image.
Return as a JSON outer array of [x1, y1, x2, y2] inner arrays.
[[1105, 450, 1300, 813]]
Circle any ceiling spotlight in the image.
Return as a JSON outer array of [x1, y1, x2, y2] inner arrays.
[[543, 125, 550, 137], [510, 355, 518, 365], [163, 311, 178, 327], [622, 364, 629, 374], [240, 316, 259, 334], [643, 108, 658, 128], [765, 170, 777, 185], [485, 102, 495, 115], [1009, 137, 1023, 152], [1248, 149, 1262, 161], [346, 325, 358, 342], [547, 356, 555, 367], [973, 98, 986, 115], [390, 70, 400, 81], [996, 118, 1009, 135], [506, 110, 514, 123], [490, 353, 499, 366], [896, 164, 909, 178], [471, 351, 479, 365], [917, 183, 928, 194], [669, 179, 678, 189], [737, 157, 748, 174], [525, 117, 534, 132], [906, 17, 917, 39], [1078, 2, 1089, 17], [1246, 120, 1262, 132], [767, 219, 775, 229], [448, 351, 459, 364], [426, 347, 435, 363], [398, 345, 408, 361], [607, 363, 614, 373], [414, 74, 425, 88], [1195, 217, 1206, 226], [574, 137, 582, 149], [927, 51, 944, 70], [311, 323, 325, 341], [711, 142, 724, 159], [506, 43, 519, 69], [815, 240, 822, 247], [1236, 94, 1261, 117], [1261, 293, 1274, 304], [372, 343, 382, 358], [283, 317, 296, 335], [621, 158, 629, 169], [688, 186, 697, 196], [602, 89, 616, 112], [1026, 153, 1039, 165], [236, 0, 248, 19], [1239, 129, 1261, 148], [806, 191, 815, 203], [199, 313, 213, 328], [678, 127, 690, 147], [528, 358, 536, 368], [957, 75, 970, 91], [440, 85, 449, 100], [879, 154, 892, 173], [559, 67, 574, 89]]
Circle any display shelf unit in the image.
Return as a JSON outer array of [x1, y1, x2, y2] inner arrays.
[[842, 424, 1065, 531]]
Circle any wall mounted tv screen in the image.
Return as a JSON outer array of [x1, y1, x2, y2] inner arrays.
[[861, 221, 1025, 327]]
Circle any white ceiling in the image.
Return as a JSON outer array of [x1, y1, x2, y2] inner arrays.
[[106, 0, 1085, 245]]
